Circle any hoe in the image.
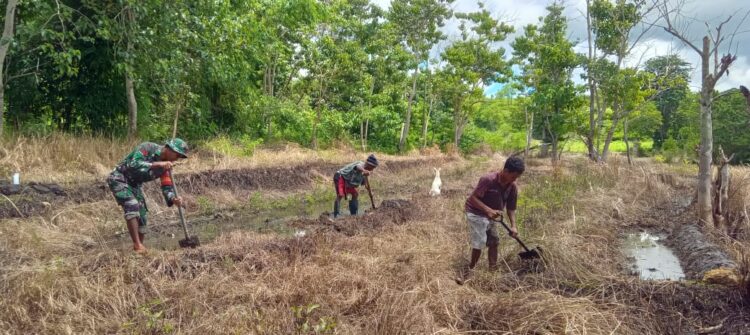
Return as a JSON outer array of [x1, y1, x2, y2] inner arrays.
[[171, 172, 200, 248], [495, 216, 541, 260]]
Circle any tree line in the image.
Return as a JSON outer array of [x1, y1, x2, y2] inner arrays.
[[0, 0, 747, 168]]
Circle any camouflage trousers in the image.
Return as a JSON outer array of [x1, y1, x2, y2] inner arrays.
[[107, 171, 149, 234]]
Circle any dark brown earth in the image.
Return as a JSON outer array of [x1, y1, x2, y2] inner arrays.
[[0, 157, 452, 219], [290, 199, 417, 236]]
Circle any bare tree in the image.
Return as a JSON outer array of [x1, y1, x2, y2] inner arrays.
[[655, 0, 747, 225], [585, 0, 598, 161]]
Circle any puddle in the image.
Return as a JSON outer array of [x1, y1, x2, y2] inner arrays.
[[623, 232, 685, 281]]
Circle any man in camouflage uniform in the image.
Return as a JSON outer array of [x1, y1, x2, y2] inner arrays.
[[108, 138, 189, 252], [332, 154, 378, 218]]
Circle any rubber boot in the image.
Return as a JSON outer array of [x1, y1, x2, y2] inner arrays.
[[349, 199, 359, 216], [333, 198, 341, 218], [488, 244, 499, 272]]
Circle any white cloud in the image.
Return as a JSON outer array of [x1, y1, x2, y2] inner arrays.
[[375, 0, 750, 91]]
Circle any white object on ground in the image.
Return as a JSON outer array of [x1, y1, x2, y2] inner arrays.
[[12, 172, 20, 185], [429, 168, 442, 196], [294, 230, 307, 238]]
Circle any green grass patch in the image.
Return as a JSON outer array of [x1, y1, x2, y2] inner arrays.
[[563, 139, 653, 154], [202, 135, 264, 157]]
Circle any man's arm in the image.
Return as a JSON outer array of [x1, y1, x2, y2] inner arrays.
[[159, 173, 177, 206], [505, 185, 519, 237], [125, 144, 172, 171], [506, 209, 518, 237], [468, 177, 500, 218], [356, 164, 371, 176]]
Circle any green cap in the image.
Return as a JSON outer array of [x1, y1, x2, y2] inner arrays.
[[166, 138, 189, 158]]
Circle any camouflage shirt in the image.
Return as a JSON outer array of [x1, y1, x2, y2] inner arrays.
[[112, 142, 176, 205], [337, 161, 366, 187]]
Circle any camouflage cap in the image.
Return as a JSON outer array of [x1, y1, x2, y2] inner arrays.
[[166, 138, 189, 158]]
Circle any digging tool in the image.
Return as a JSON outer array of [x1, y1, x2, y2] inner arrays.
[[365, 176, 376, 209], [495, 216, 541, 260], [170, 172, 200, 248]]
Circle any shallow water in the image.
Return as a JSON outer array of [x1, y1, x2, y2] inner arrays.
[[623, 232, 685, 281]]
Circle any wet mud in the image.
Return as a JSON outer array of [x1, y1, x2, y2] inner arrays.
[[0, 157, 450, 219], [667, 224, 737, 280], [290, 199, 416, 236]]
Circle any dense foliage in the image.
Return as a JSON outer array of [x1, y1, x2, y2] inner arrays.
[[0, 0, 747, 160]]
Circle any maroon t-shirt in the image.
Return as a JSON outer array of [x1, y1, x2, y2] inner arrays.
[[464, 172, 518, 217]]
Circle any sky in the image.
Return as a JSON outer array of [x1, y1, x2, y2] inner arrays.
[[370, 0, 750, 96]]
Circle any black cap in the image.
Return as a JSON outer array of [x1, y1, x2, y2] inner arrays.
[[366, 154, 379, 167]]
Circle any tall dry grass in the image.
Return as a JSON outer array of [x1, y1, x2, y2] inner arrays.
[[0, 153, 744, 334], [0, 133, 134, 183], [0, 133, 447, 184]]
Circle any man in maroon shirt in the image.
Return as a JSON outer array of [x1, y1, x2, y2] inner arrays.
[[461, 156, 524, 280]]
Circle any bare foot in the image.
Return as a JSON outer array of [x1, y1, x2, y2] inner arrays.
[[133, 244, 147, 253], [455, 268, 474, 285]]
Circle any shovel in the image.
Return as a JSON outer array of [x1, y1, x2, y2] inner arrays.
[[365, 176, 376, 210], [170, 172, 200, 248], [495, 216, 541, 260]]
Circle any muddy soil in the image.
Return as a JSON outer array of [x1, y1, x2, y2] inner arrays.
[[619, 178, 735, 282], [0, 157, 451, 219], [627, 281, 749, 334], [668, 224, 737, 280], [290, 199, 417, 236]]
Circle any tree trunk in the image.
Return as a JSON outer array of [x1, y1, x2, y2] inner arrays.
[[399, 66, 419, 152], [550, 136, 559, 162], [525, 106, 534, 159], [454, 122, 465, 148], [624, 119, 632, 165], [360, 118, 370, 152], [421, 94, 433, 148], [697, 36, 713, 226], [453, 118, 463, 148], [453, 99, 467, 148], [311, 105, 321, 150], [124, 7, 138, 139], [362, 78, 374, 152], [600, 107, 621, 162], [172, 108, 180, 139], [713, 147, 731, 232], [364, 119, 369, 151], [595, 91, 607, 160], [125, 72, 138, 138], [172, 97, 182, 139], [359, 120, 366, 151], [585, 0, 597, 161], [0, 0, 17, 138]]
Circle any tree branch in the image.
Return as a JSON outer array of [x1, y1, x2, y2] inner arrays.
[[711, 54, 737, 87], [656, 0, 702, 54]]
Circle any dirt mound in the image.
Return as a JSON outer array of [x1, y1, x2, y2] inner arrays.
[[0, 181, 67, 196], [176, 165, 320, 194], [292, 199, 416, 236], [668, 224, 736, 280]]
